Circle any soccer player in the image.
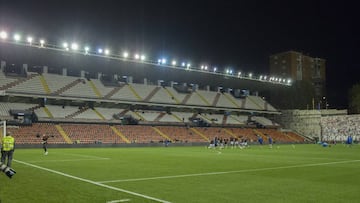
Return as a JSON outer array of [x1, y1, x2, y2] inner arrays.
[[1, 132, 15, 167], [42, 134, 50, 155], [346, 135, 353, 147], [268, 136, 273, 148]]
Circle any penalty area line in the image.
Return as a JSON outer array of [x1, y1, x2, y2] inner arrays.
[[98, 159, 360, 183], [14, 159, 171, 203]]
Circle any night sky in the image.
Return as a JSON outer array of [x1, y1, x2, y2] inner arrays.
[[1, 0, 359, 108]]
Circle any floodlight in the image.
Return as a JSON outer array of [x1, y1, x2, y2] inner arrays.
[[260, 75, 263, 80], [84, 46, 90, 54], [161, 58, 167, 64], [71, 43, 78, 50], [201, 65, 204, 70], [229, 70, 233, 74], [249, 73, 252, 78], [213, 67, 217, 72], [186, 63, 191, 68], [123, 52, 129, 58], [264, 76, 267, 80], [181, 62, 186, 67], [238, 72, 241, 76], [104, 49, 110, 55], [158, 59, 162, 64], [39, 39, 45, 47], [27, 36, 33, 44], [287, 79, 291, 84], [13, 34, 21, 41], [172, 60, 177, 66], [63, 42, 68, 48], [140, 54, 146, 60], [98, 48, 103, 54], [0, 31, 7, 39], [204, 66, 208, 70], [134, 54, 140, 59]]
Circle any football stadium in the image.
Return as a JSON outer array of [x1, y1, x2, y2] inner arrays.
[[1, 4, 360, 202]]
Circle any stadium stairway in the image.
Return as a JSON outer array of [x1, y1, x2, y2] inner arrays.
[[154, 112, 166, 122], [223, 93, 241, 108], [152, 127, 173, 142], [190, 128, 210, 142], [39, 75, 51, 94], [195, 91, 211, 106], [247, 96, 264, 110], [43, 106, 54, 118], [0, 74, 37, 91], [88, 80, 103, 98], [93, 109, 106, 120], [181, 93, 192, 104], [282, 132, 299, 142], [65, 107, 89, 119], [171, 113, 184, 122], [52, 79, 83, 95], [127, 84, 142, 100], [110, 126, 130, 143], [164, 87, 181, 104], [212, 93, 221, 106], [55, 125, 72, 144], [143, 86, 161, 102], [103, 85, 125, 99], [222, 115, 228, 125]]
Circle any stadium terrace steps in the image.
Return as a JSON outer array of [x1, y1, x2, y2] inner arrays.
[[190, 128, 210, 142], [247, 96, 265, 110], [181, 93, 192, 104], [0, 73, 38, 91], [110, 126, 130, 143], [253, 129, 267, 140], [127, 84, 142, 100], [143, 86, 161, 102], [65, 107, 89, 119], [52, 79, 83, 95], [195, 92, 211, 106], [223, 93, 241, 108], [212, 93, 221, 106], [164, 87, 181, 104], [103, 85, 125, 99], [88, 80, 103, 98], [39, 75, 51, 94], [93, 109, 106, 120], [152, 127, 173, 142], [43, 106, 54, 118], [154, 112, 166, 122], [222, 115, 227, 125], [55, 125, 72, 144]]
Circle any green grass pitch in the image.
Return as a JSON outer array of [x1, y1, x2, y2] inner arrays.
[[1, 144, 359, 203]]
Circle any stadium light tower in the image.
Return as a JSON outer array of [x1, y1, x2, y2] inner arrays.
[[249, 73, 253, 78], [140, 54, 146, 61], [172, 60, 177, 66], [13, 34, 21, 41], [0, 31, 7, 39], [181, 62, 186, 67], [161, 58, 167, 64], [104, 49, 110, 55], [63, 42, 69, 51], [98, 48, 103, 54], [186, 63, 191, 69], [134, 54, 140, 59]]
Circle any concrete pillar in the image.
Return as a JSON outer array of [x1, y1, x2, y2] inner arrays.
[[114, 74, 118, 80], [23, 64, 28, 73], [62, 68, 67, 76], [43, 66, 48, 74], [128, 76, 133, 84], [206, 85, 210, 91], [80, 70, 86, 78], [157, 80, 163, 86], [170, 81, 178, 87], [144, 78, 148, 85], [0, 61, 6, 71], [97, 72, 102, 80]]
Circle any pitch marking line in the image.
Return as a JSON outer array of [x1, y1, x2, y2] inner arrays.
[[14, 159, 171, 203], [107, 199, 131, 203], [28, 158, 110, 163], [98, 159, 360, 183]]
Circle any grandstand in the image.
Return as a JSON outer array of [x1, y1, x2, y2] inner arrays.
[[0, 42, 323, 147]]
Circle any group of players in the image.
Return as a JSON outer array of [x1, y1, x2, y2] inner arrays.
[[208, 137, 249, 149], [208, 135, 274, 149]]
